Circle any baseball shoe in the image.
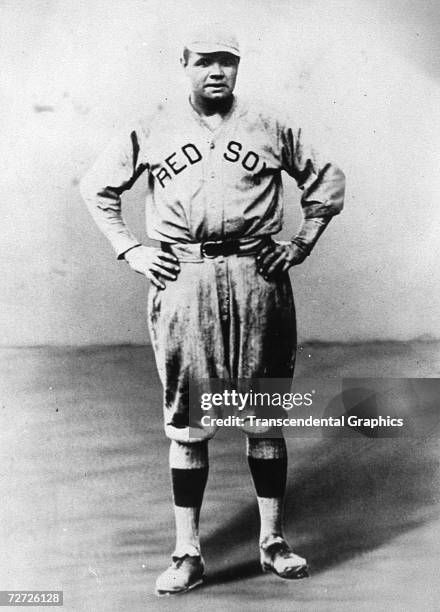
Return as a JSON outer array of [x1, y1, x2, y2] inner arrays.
[[260, 535, 309, 579], [155, 554, 205, 596]]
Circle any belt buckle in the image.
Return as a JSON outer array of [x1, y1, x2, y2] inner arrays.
[[201, 241, 220, 258]]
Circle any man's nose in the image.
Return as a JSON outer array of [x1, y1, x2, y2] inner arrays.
[[209, 63, 225, 78]]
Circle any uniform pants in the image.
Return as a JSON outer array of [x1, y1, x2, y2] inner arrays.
[[147, 244, 296, 442]]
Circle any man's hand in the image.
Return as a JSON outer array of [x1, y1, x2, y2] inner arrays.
[[256, 240, 307, 280], [124, 245, 180, 290]]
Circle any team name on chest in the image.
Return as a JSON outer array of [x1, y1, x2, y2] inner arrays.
[[154, 140, 267, 188]]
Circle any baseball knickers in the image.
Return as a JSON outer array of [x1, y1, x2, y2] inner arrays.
[[147, 241, 296, 442]]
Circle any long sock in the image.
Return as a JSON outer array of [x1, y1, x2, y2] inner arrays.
[[246, 436, 287, 544], [169, 440, 208, 557]]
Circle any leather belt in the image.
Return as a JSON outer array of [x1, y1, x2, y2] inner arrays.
[[201, 239, 242, 258], [160, 237, 272, 262]]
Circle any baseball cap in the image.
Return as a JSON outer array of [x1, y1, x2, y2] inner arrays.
[[183, 23, 240, 57]]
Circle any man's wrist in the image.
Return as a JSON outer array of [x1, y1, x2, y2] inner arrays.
[[291, 216, 333, 257], [122, 244, 142, 261], [291, 237, 311, 257]]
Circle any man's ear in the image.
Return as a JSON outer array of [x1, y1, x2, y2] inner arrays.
[[180, 56, 187, 69]]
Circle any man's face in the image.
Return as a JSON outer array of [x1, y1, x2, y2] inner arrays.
[[182, 51, 239, 101]]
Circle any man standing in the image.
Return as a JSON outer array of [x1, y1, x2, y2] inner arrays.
[[80, 24, 345, 596]]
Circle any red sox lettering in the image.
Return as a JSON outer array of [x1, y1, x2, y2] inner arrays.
[[154, 143, 202, 188], [223, 140, 267, 173], [154, 140, 267, 188]]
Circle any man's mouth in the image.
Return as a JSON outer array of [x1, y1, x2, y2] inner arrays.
[[205, 83, 226, 89]]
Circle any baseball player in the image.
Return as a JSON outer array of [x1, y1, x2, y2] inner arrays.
[[80, 24, 345, 596]]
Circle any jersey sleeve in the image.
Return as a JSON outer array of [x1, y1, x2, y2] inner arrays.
[[279, 120, 345, 219], [79, 123, 149, 259]]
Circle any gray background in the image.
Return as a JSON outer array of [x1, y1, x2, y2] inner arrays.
[[1, 0, 439, 346], [1, 4, 439, 609]]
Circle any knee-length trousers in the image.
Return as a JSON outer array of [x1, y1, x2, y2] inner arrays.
[[147, 243, 296, 442]]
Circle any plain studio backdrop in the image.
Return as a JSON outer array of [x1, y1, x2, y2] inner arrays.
[[1, 4, 440, 610], [1, 0, 439, 347]]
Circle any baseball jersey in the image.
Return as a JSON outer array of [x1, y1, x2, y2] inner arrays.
[[80, 95, 345, 258]]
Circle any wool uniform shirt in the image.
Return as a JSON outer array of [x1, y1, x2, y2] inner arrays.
[[80, 96, 345, 258]]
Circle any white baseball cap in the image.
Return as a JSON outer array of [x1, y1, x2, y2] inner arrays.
[[184, 23, 240, 57]]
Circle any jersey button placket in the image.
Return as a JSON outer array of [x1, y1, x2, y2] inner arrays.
[[209, 141, 216, 179], [206, 136, 221, 235]]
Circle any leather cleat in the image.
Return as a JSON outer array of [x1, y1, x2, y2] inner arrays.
[[260, 535, 309, 579], [155, 554, 205, 596]]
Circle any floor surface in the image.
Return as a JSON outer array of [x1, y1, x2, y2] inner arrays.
[[0, 341, 439, 611]]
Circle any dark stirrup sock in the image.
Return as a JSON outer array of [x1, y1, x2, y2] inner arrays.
[[247, 437, 287, 498], [247, 456, 287, 498], [171, 467, 209, 507]]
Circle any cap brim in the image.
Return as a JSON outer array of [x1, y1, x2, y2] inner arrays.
[[186, 42, 240, 57]]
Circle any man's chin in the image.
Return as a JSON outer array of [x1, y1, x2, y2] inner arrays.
[[203, 90, 232, 101]]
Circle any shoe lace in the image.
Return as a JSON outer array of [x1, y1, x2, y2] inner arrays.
[[261, 537, 291, 560], [171, 554, 189, 568], [171, 553, 201, 569]]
